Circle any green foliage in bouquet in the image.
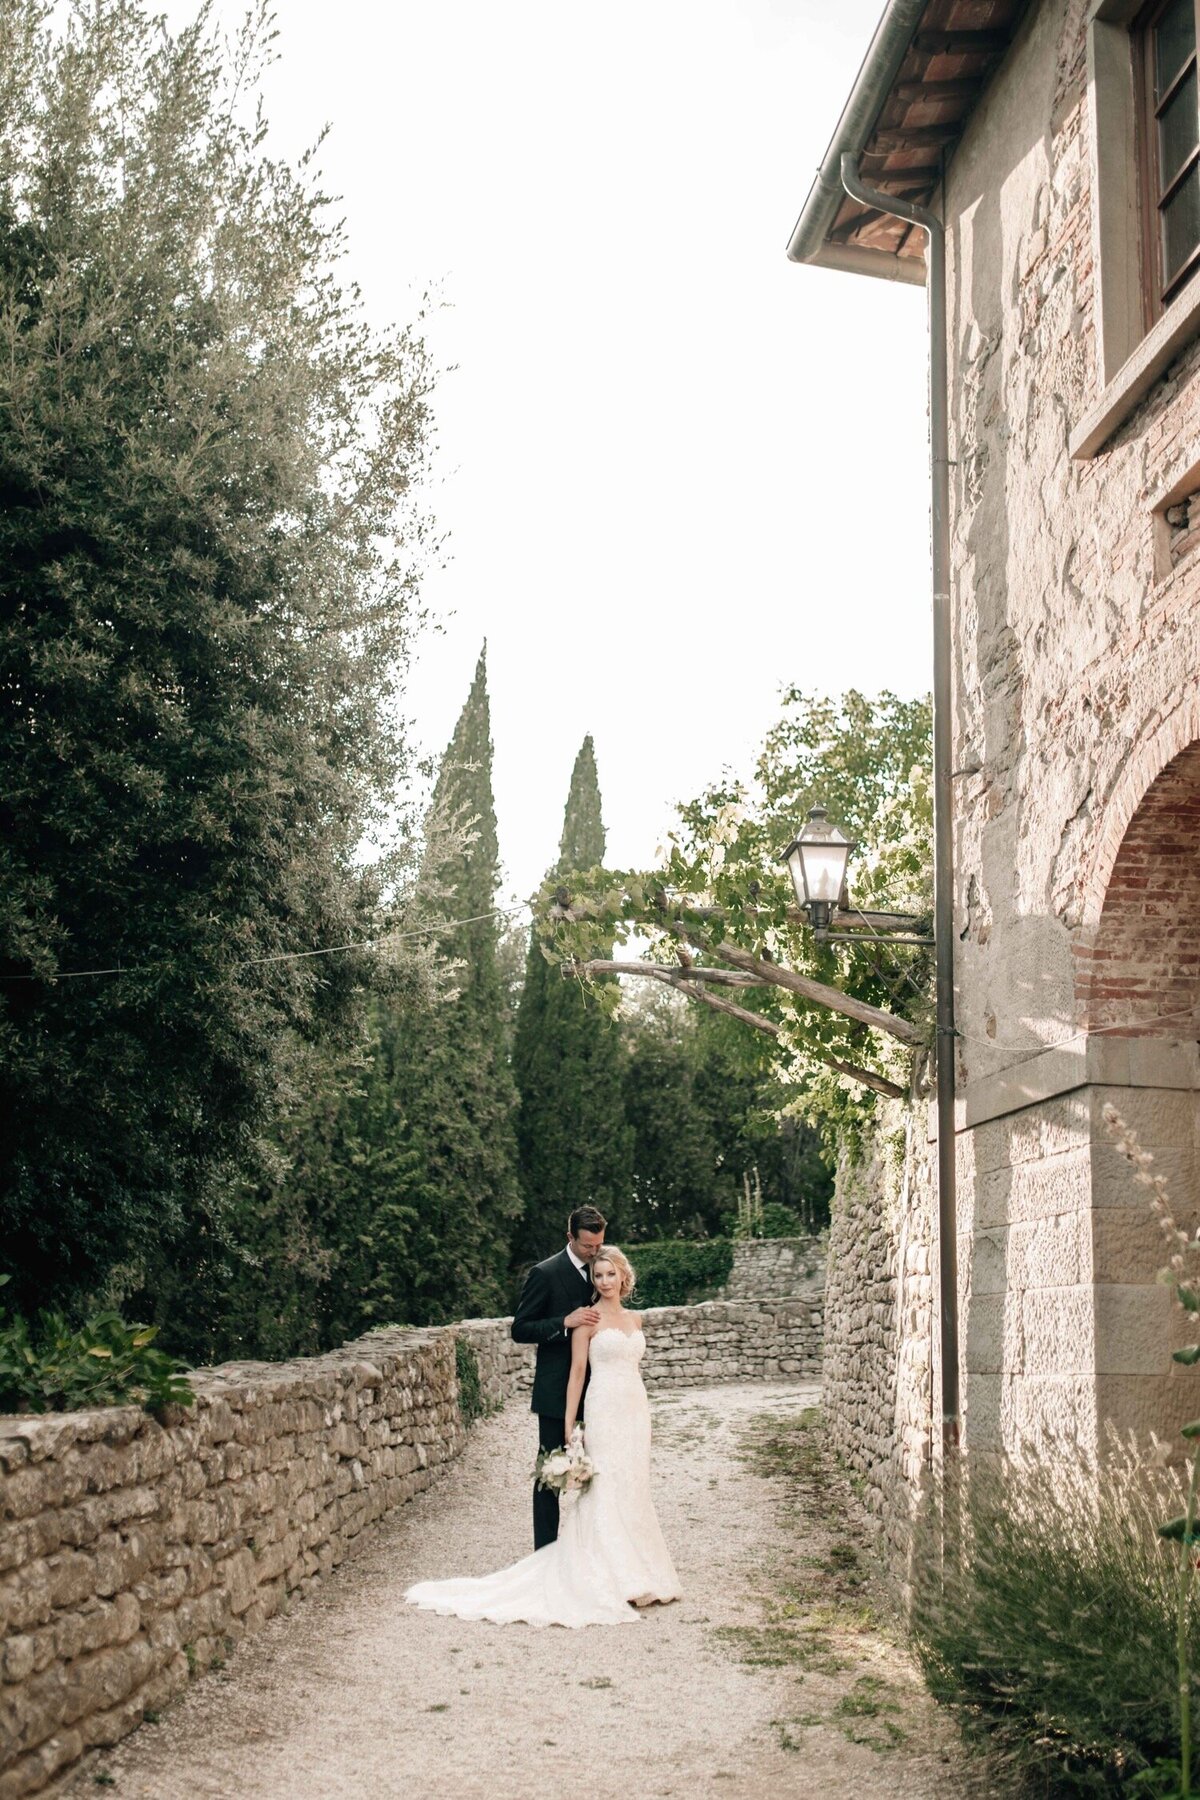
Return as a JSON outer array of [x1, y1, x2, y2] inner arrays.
[[534, 1438, 594, 1496], [0, 1282, 194, 1415]]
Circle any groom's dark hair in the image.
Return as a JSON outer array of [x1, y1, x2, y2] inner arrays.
[[568, 1205, 606, 1237]]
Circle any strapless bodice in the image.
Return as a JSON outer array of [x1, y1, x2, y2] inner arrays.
[[588, 1326, 646, 1375]]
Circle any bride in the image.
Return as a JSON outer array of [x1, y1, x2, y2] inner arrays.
[[405, 1247, 681, 1627]]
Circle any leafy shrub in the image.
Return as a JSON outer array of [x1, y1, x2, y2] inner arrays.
[[722, 1206, 805, 1240], [454, 1335, 486, 1425], [760, 1203, 805, 1239], [626, 1239, 733, 1309], [0, 1287, 194, 1415], [911, 1441, 1194, 1794]]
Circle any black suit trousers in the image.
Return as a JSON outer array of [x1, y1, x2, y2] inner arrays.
[[534, 1407, 583, 1551]]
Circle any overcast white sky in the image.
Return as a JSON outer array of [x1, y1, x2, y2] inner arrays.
[[174, 0, 931, 901]]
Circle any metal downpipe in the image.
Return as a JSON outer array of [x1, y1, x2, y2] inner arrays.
[[785, 0, 932, 267], [839, 153, 961, 1453]]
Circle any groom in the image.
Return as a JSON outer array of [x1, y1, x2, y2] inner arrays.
[[511, 1204, 606, 1549]]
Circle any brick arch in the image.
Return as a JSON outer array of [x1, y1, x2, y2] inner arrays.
[[1074, 737, 1200, 1037], [1080, 693, 1200, 933]]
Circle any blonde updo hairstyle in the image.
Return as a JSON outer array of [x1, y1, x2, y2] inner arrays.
[[590, 1246, 636, 1301]]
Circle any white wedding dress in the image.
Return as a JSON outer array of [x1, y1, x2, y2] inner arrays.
[[405, 1327, 681, 1627]]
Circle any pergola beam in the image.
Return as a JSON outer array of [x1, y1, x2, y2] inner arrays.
[[583, 959, 908, 1101]]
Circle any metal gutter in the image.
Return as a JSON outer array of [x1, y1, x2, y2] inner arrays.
[[838, 152, 960, 1453], [785, 0, 930, 281], [807, 242, 927, 285]]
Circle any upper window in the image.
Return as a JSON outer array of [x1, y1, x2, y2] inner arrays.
[[1072, 0, 1200, 454], [1135, 0, 1200, 318]]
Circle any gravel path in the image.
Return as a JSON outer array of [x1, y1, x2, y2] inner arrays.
[[62, 1383, 975, 1799]]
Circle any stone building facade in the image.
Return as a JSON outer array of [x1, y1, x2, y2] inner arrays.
[[796, 0, 1200, 1507], [944, 0, 1200, 1466]]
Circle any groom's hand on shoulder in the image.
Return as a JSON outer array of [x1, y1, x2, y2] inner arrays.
[[564, 1306, 600, 1330]]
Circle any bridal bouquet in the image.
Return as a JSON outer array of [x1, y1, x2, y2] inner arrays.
[[535, 1428, 595, 1496]]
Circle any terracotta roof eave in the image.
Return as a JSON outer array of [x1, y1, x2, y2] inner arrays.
[[785, 0, 932, 272], [809, 243, 927, 286]]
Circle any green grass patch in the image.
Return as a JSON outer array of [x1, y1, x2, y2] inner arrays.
[[714, 1622, 848, 1676]]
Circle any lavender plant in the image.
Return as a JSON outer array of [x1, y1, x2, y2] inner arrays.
[[910, 1114, 1200, 1795], [1105, 1102, 1200, 1800]]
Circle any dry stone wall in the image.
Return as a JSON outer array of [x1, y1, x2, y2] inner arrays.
[[0, 1280, 823, 1796], [640, 1294, 823, 1389], [821, 1114, 936, 1566], [718, 1236, 825, 1301], [0, 1326, 467, 1799]]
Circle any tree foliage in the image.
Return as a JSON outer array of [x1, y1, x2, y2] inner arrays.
[[619, 990, 831, 1240], [538, 690, 933, 1161], [166, 651, 526, 1359], [0, 2, 436, 1313], [154, 998, 430, 1364], [512, 736, 632, 1266], [623, 1238, 734, 1308], [378, 648, 523, 1321]]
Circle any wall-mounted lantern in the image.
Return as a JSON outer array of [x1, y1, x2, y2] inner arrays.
[[778, 806, 855, 932], [778, 803, 933, 945]]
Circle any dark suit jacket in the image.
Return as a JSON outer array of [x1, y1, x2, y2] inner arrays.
[[511, 1247, 594, 1418]]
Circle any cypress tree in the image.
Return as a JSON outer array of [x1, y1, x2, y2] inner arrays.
[[188, 650, 521, 1352], [380, 647, 523, 1321], [513, 737, 632, 1266]]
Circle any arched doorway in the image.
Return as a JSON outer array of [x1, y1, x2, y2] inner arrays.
[[1078, 739, 1200, 1040], [1082, 738, 1200, 1446]]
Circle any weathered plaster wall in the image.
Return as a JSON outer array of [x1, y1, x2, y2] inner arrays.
[[925, 0, 1200, 1460], [0, 1290, 823, 1796]]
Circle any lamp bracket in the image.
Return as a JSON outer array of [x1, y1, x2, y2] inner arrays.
[[814, 929, 935, 946], [813, 908, 934, 947]]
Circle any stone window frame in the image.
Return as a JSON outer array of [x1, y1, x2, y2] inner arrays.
[[1150, 451, 1200, 578], [1072, 0, 1200, 457]]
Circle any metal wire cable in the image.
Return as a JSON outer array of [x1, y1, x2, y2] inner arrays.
[[0, 905, 532, 982], [5, 902, 1198, 1064]]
